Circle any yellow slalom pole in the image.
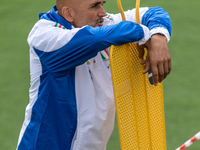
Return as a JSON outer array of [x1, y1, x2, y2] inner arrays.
[[117, 0, 126, 21], [109, 0, 167, 149], [135, 0, 140, 24]]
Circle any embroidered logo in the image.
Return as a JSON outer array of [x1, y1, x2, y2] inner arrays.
[[100, 49, 109, 60], [103, 13, 113, 21], [54, 23, 66, 29]]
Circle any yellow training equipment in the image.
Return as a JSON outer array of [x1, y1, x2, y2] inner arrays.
[[109, 0, 167, 149]]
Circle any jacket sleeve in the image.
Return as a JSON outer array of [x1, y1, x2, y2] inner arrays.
[[29, 20, 148, 75], [106, 6, 171, 42], [142, 7, 171, 42]]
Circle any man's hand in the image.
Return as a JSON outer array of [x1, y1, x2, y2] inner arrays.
[[137, 34, 171, 86]]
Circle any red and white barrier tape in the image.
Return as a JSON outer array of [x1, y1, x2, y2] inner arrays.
[[176, 132, 200, 150]]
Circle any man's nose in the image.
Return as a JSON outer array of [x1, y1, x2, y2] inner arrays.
[[98, 5, 106, 17]]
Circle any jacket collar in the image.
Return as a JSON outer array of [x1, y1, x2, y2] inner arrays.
[[39, 5, 72, 29]]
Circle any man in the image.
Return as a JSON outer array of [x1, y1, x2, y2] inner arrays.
[[17, 0, 171, 149]]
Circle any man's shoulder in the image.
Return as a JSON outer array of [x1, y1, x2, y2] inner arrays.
[[33, 19, 56, 29], [29, 19, 68, 35]]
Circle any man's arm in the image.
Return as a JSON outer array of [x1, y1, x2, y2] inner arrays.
[[29, 20, 150, 76], [140, 7, 172, 85]]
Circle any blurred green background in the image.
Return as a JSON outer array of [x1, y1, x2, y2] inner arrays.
[[1, 0, 200, 149]]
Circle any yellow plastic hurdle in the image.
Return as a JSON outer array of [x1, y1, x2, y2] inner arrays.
[[109, 0, 167, 149]]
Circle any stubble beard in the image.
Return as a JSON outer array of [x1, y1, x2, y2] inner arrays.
[[94, 18, 104, 27]]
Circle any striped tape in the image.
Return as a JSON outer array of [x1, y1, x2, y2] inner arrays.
[[176, 132, 200, 150]]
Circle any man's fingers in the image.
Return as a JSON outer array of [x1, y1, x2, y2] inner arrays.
[[142, 60, 150, 74], [168, 59, 172, 72], [137, 46, 144, 58], [163, 57, 171, 80], [158, 63, 164, 83], [140, 60, 146, 65], [151, 65, 158, 86], [163, 61, 169, 79]]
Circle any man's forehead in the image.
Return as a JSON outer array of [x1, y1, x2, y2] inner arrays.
[[56, 0, 105, 9], [79, 0, 105, 5]]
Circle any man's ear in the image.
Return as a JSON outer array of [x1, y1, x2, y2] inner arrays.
[[62, 6, 74, 23]]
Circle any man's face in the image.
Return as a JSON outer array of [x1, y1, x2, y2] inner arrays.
[[71, 0, 107, 27]]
